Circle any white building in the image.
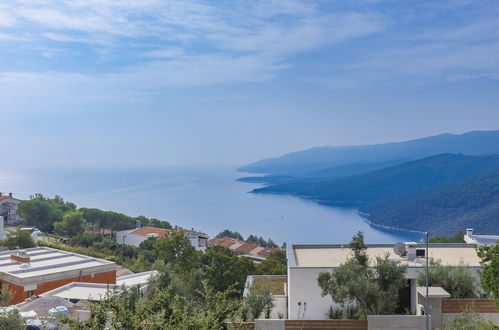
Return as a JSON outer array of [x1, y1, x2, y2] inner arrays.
[[285, 242, 482, 320], [116, 226, 208, 251], [0, 192, 23, 225], [464, 228, 499, 246]]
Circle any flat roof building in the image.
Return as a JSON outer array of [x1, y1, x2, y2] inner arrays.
[[464, 228, 499, 246], [286, 243, 481, 320], [0, 247, 116, 304]]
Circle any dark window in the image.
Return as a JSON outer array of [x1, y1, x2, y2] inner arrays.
[[416, 249, 425, 257]]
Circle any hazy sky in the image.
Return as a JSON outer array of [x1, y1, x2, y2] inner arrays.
[[1, 0, 499, 168]]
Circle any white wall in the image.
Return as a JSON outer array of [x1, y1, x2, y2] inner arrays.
[[116, 232, 146, 247], [288, 267, 336, 320], [0, 216, 4, 240]]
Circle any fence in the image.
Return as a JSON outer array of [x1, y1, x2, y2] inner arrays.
[[442, 299, 499, 313]]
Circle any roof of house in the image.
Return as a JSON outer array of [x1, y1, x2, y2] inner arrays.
[[288, 243, 481, 268], [209, 237, 282, 257], [417, 287, 451, 299], [237, 243, 260, 253], [465, 234, 499, 246], [129, 226, 170, 238], [0, 247, 116, 284], [39, 271, 157, 301], [209, 237, 244, 248], [257, 247, 280, 257], [251, 275, 286, 295], [0, 196, 21, 202]]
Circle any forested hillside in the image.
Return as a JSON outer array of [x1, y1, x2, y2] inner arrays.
[[362, 171, 499, 235], [252, 154, 499, 206]]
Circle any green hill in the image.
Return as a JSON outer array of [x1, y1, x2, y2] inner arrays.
[[362, 171, 499, 235], [253, 154, 499, 206]]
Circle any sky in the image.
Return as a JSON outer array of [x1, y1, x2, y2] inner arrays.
[[1, 0, 499, 168]]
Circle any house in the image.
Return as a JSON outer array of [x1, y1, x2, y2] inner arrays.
[[116, 226, 208, 251], [0, 192, 23, 225], [0, 247, 116, 304], [464, 228, 499, 246], [284, 242, 482, 320], [39, 271, 158, 302], [208, 237, 280, 258]]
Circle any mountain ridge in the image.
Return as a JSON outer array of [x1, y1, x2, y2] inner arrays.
[[239, 130, 499, 176]]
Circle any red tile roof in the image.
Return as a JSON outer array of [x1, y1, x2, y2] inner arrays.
[[257, 247, 280, 257], [130, 227, 170, 238], [236, 243, 260, 253], [208, 237, 244, 248]]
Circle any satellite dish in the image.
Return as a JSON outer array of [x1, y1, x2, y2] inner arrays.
[[393, 242, 407, 256]]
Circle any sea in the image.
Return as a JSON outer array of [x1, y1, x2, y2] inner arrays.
[[0, 166, 422, 245]]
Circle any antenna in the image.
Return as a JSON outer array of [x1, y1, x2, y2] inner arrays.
[[393, 242, 407, 256]]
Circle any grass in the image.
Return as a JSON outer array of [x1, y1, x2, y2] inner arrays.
[[252, 276, 286, 295]]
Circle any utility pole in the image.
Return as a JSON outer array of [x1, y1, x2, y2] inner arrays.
[[425, 231, 430, 330]]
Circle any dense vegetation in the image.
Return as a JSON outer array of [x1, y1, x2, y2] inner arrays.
[[417, 259, 480, 298], [477, 243, 499, 305], [429, 230, 465, 243], [249, 154, 499, 235], [240, 130, 499, 175], [364, 170, 499, 235], [17, 194, 172, 235], [253, 154, 499, 206]]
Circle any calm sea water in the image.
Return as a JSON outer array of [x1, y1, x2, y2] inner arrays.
[[0, 166, 422, 245]]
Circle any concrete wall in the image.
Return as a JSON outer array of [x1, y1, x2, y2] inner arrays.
[[288, 267, 336, 320], [116, 232, 146, 247], [2, 270, 116, 304], [0, 216, 4, 240], [367, 315, 429, 330]]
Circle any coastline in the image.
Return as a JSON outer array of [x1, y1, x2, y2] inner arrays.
[[252, 188, 423, 235]]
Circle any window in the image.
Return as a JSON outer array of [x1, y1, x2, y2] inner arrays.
[[416, 249, 426, 257]]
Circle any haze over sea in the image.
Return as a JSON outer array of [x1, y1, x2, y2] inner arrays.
[[1, 166, 421, 244]]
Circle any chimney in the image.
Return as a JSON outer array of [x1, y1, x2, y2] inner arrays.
[[11, 251, 30, 263], [9, 192, 12, 198], [136, 220, 142, 229], [466, 228, 474, 237], [405, 242, 417, 262]]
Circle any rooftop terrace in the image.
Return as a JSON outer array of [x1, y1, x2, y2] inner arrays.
[[0, 247, 115, 282], [289, 244, 481, 268]]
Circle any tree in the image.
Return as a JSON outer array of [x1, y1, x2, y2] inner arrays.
[[429, 230, 465, 243], [0, 287, 13, 307], [215, 229, 244, 241], [477, 243, 499, 305], [417, 259, 479, 298], [17, 194, 76, 233], [54, 210, 87, 237], [317, 231, 407, 319], [201, 245, 256, 295], [154, 230, 200, 273], [243, 285, 275, 320], [256, 250, 287, 275], [0, 309, 25, 330], [2, 229, 36, 249]]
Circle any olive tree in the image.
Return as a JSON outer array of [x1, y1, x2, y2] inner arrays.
[[317, 232, 407, 319]]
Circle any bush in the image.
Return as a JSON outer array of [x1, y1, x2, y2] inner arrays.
[[326, 306, 343, 319], [417, 259, 480, 298], [444, 310, 498, 330]]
